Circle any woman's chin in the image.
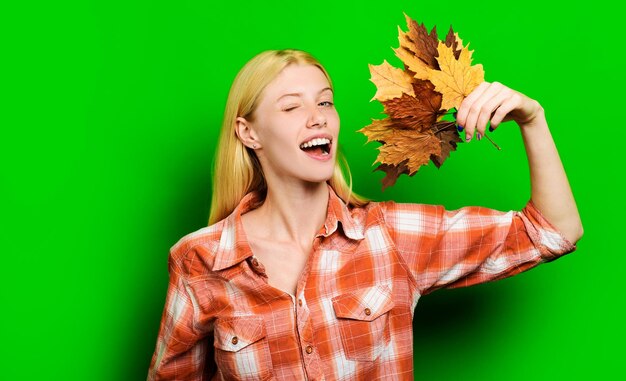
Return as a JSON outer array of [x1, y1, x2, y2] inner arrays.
[[300, 173, 333, 185], [296, 159, 335, 184], [294, 167, 334, 184]]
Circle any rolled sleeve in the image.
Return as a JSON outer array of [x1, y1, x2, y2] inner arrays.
[[380, 199, 577, 296], [520, 199, 577, 261]]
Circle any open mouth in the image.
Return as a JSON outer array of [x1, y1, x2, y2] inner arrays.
[[299, 137, 332, 156]]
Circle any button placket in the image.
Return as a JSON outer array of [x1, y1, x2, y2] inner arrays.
[[291, 237, 324, 378], [294, 293, 311, 352]]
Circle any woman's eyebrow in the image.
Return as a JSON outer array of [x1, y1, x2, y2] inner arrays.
[[276, 87, 333, 102]]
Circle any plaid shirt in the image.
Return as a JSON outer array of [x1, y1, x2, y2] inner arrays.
[[147, 184, 576, 380]]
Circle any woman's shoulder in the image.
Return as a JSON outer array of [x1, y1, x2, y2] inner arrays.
[[345, 199, 439, 234], [167, 219, 229, 276], [351, 198, 443, 219]]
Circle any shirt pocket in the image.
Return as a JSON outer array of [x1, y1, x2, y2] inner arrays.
[[213, 316, 274, 381], [332, 284, 395, 362]]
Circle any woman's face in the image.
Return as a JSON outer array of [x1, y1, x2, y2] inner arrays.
[[242, 64, 340, 185]]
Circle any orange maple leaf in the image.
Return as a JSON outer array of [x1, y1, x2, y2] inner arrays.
[[358, 119, 397, 144], [375, 128, 441, 175]]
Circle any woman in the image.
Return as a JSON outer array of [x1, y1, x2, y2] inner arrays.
[[147, 49, 582, 380]]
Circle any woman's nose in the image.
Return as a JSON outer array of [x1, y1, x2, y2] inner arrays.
[[306, 104, 327, 128]]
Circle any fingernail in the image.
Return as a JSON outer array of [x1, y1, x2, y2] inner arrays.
[[465, 135, 471, 142], [488, 126, 494, 132], [477, 132, 482, 141], [457, 125, 464, 132]]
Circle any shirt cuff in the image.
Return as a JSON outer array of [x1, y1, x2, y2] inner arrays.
[[520, 199, 577, 261]]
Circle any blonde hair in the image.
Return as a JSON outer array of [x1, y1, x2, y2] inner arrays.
[[208, 49, 368, 225]]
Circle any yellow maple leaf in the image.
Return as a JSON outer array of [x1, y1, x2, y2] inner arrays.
[[368, 60, 415, 102], [393, 45, 431, 81], [428, 40, 484, 110], [453, 32, 463, 48]]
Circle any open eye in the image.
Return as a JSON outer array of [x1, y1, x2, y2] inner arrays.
[[319, 101, 334, 107]]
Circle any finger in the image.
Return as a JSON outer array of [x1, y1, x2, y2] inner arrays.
[[489, 95, 521, 131], [474, 88, 513, 138], [463, 82, 504, 136], [456, 81, 489, 128], [463, 82, 505, 141]]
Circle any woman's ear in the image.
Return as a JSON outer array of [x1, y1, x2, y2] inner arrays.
[[235, 117, 261, 149]]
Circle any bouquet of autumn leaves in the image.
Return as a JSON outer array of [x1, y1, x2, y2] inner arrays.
[[359, 14, 485, 189]]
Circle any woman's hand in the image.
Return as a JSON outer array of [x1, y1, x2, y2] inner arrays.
[[455, 81, 544, 142], [454, 80, 583, 244]]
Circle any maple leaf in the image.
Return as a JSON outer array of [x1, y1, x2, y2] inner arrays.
[[359, 119, 444, 176], [444, 26, 462, 60], [381, 79, 444, 131], [375, 161, 410, 190], [372, 122, 461, 190], [393, 16, 442, 81], [360, 14, 485, 190], [397, 14, 439, 68], [368, 60, 415, 102], [431, 121, 462, 168], [376, 128, 441, 176], [358, 118, 397, 143], [428, 40, 484, 110]]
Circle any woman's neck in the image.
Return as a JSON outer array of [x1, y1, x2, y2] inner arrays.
[[249, 181, 329, 246]]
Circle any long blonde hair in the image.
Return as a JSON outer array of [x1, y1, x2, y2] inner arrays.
[[208, 49, 368, 225]]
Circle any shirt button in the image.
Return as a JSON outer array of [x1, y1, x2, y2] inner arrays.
[[364, 307, 371, 316], [305, 345, 313, 354], [298, 299, 303, 307], [251, 258, 259, 267], [231, 336, 239, 345]]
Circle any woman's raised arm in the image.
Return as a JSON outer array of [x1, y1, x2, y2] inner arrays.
[[455, 81, 584, 244]]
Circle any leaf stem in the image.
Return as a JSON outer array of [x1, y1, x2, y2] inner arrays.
[[432, 122, 456, 134], [484, 133, 501, 150], [438, 109, 502, 150]]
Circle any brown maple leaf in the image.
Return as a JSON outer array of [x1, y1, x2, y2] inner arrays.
[[375, 160, 411, 190], [394, 17, 440, 81], [398, 13, 439, 69], [444, 26, 462, 60], [381, 79, 444, 131], [430, 121, 462, 168]]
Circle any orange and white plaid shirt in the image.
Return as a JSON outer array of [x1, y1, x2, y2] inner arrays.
[[147, 184, 576, 380]]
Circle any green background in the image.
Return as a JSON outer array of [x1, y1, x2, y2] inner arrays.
[[2, 0, 623, 379]]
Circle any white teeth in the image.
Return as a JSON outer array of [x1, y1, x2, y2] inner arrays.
[[299, 137, 331, 149]]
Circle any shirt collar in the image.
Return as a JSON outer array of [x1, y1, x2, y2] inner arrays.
[[322, 183, 365, 241], [212, 183, 364, 272]]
